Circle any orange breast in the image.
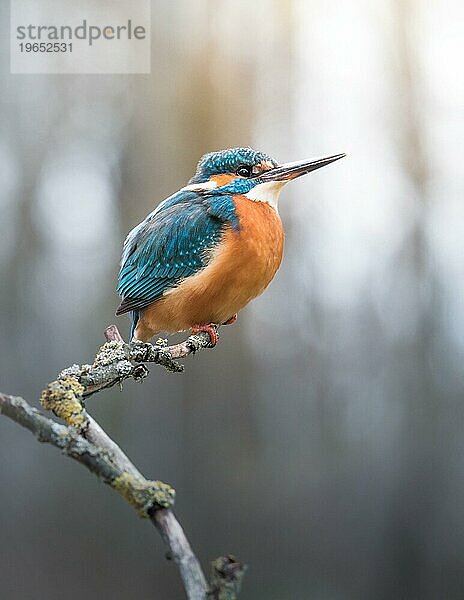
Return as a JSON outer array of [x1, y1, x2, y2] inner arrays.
[[139, 196, 284, 336]]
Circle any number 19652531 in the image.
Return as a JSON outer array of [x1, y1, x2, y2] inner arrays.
[[19, 42, 73, 52]]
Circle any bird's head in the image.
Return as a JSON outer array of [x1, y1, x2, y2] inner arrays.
[[185, 147, 345, 210]]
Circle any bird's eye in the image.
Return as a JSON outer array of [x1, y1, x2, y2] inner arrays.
[[236, 165, 253, 178]]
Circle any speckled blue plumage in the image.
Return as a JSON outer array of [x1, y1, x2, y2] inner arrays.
[[116, 190, 239, 320], [190, 147, 276, 183]]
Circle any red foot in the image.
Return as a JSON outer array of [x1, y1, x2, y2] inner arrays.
[[191, 323, 219, 347], [223, 314, 237, 326]]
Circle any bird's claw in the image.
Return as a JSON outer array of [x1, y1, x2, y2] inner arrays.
[[191, 323, 219, 347]]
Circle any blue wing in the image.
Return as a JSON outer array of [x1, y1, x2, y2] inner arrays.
[[116, 189, 239, 316]]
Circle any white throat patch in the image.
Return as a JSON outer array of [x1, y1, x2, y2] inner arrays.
[[182, 180, 218, 192], [152, 179, 218, 216], [244, 180, 286, 211]]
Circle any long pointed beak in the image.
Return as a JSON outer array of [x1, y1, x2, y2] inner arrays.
[[259, 153, 346, 182]]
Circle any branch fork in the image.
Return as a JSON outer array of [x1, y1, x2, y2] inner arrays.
[[0, 324, 244, 600]]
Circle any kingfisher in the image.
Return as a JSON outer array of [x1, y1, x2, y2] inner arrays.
[[116, 147, 345, 344]]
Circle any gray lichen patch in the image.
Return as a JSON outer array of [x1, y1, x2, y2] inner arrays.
[[112, 472, 176, 517], [94, 341, 128, 367], [59, 363, 83, 379], [128, 339, 156, 362]]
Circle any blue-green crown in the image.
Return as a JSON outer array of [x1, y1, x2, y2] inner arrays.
[[190, 147, 277, 184]]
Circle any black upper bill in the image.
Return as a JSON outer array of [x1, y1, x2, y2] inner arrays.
[[259, 153, 346, 182]]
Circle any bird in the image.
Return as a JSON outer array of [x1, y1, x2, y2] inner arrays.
[[116, 147, 345, 344]]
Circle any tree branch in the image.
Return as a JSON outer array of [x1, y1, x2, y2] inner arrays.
[[43, 324, 217, 402], [0, 325, 245, 600], [0, 393, 174, 514]]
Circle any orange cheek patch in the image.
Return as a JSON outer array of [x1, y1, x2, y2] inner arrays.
[[211, 174, 236, 187]]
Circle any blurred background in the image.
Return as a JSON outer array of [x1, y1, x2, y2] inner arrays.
[[1, 0, 464, 598]]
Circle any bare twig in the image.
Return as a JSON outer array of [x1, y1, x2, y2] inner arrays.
[[0, 325, 245, 599], [154, 509, 209, 598]]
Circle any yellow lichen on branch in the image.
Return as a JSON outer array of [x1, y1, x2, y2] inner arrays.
[[112, 472, 176, 516], [40, 376, 86, 429]]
